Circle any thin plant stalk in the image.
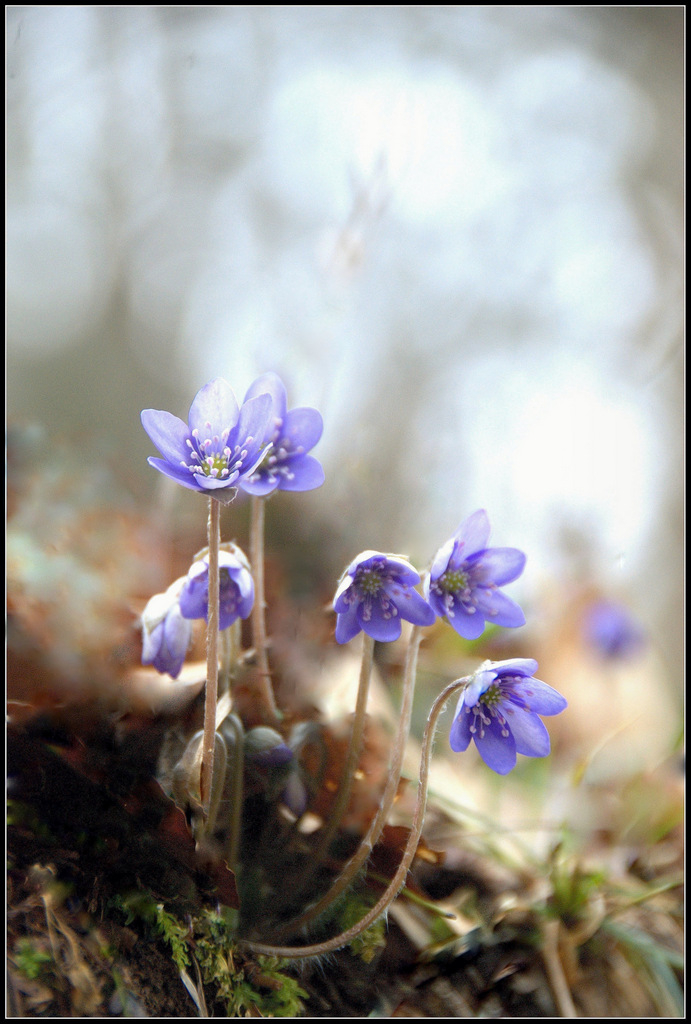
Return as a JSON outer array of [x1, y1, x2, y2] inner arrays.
[[272, 625, 424, 940], [249, 494, 281, 725], [200, 496, 221, 817], [241, 674, 469, 960]]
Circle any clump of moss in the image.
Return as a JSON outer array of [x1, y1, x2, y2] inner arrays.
[[113, 894, 307, 1017], [12, 938, 54, 980]]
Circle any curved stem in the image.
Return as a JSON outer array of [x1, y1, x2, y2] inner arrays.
[[272, 625, 424, 940], [200, 496, 221, 816], [240, 675, 469, 960], [276, 633, 376, 910], [249, 495, 281, 725]]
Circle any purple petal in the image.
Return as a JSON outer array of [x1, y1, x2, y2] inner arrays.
[[218, 602, 240, 631], [446, 605, 487, 641], [384, 559, 422, 588], [141, 409, 190, 463], [333, 575, 354, 611], [465, 668, 496, 705], [236, 588, 255, 620], [474, 717, 517, 774], [233, 393, 273, 456], [335, 603, 362, 644], [147, 456, 205, 491], [512, 677, 568, 716], [393, 588, 436, 627], [344, 550, 380, 577], [239, 477, 279, 497], [425, 587, 448, 620], [504, 707, 551, 757], [280, 407, 324, 453], [471, 547, 526, 586], [244, 372, 287, 422], [179, 574, 208, 621], [145, 608, 192, 678], [197, 474, 242, 492], [358, 601, 403, 642], [226, 569, 254, 603], [188, 378, 239, 437], [142, 620, 164, 664], [473, 589, 526, 629], [449, 708, 473, 752], [162, 608, 192, 663], [453, 509, 491, 560], [493, 658, 539, 677], [430, 537, 455, 581], [226, 570, 254, 617], [276, 454, 325, 492]]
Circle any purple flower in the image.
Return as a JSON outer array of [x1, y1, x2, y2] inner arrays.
[[334, 551, 435, 644], [239, 372, 325, 496], [141, 578, 193, 679], [179, 546, 255, 630], [450, 658, 567, 775], [583, 600, 645, 660], [425, 509, 526, 641], [141, 378, 274, 503]]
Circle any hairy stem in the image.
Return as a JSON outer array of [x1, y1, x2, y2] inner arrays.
[[249, 495, 281, 725], [272, 626, 424, 940], [200, 496, 221, 816], [240, 675, 469, 960]]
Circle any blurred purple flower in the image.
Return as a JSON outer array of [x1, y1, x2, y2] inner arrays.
[[179, 546, 254, 630], [583, 600, 645, 660], [141, 578, 192, 679], [425, 509, 526, 641], [244, 727, 294, 768], [239, 372, 325, 496], [281, 771, 309, 818], [450, 658, 567, 775], [141, 378, 273, 503], [334, 551, 435, 644]]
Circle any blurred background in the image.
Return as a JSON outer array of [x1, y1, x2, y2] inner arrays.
[[7, 6, 684, 722]]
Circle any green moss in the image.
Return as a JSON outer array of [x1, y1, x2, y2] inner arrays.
[[334, 891, 387, 964], [112, 892, 190, 971], [13, 938, 53, 980], [111, 896, 306, 1016]]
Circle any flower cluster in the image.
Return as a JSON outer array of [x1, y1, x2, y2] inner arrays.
[[449, 659, 567, 774], [141, 372, 567, 776], [141, 545, 254, 678], [333, 511, 566, 773], [141, 374, 324, 503]]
